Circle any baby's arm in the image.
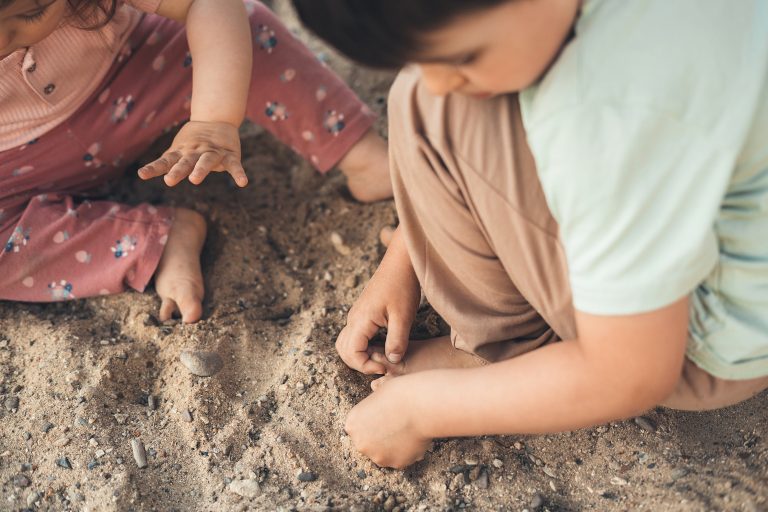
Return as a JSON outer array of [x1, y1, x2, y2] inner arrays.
[[346, 298, 689, 468], [138, 0, 252, 187]]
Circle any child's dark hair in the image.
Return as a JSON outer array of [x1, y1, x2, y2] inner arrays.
[[291, 0, 508, 69], [0, 0, 119, 29]]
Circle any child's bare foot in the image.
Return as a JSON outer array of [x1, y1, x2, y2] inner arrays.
[[154, 208, 206, 323], [337, 129, 392, 202], [369, 335, 486, 390], [379, 225, 395, 247]]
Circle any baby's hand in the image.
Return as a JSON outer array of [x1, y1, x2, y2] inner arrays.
[[138, 121, 248, 188]]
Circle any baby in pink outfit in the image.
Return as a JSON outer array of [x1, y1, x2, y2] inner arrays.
[[0, 0, 390, 322]]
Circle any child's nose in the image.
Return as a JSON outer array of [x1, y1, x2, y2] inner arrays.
[[418, 64, 467, 97]]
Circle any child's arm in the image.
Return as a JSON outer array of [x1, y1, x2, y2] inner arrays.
[[345, 299, 689, 468], [138, 0, 252, 187], [336, 227, 422, 373]]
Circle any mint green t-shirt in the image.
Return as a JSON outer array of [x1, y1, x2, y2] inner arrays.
[[519, 0, 768, 379]]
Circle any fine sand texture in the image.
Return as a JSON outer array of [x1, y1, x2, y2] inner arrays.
[[1, 2, 767, 511]]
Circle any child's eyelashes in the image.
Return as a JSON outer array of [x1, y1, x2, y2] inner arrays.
[[19, 6, 49, 23], [455, 52, 480, 67]]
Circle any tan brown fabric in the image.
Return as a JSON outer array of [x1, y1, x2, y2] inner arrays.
[[387, 67, 768, 410], [388, 67, 576, 362], [661, 360, 768, 411]]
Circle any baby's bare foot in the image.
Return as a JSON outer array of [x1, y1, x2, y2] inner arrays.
[[369, 335, 486, 390], [154, 208, 206, 323], [337, 129, 392, 202]]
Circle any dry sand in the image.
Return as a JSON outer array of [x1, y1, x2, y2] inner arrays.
[[1, 2, 767, 510]]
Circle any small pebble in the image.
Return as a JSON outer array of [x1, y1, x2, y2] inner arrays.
[[26, 491, 41, 507], [671, 468, 689, 480], [87, 460, 99, 470], [297, 471, 317, 482], [4, 396, 19, 411], [330, 231, 351, 256], [180, 350, 223, 377], [12, 474, 31, 488], [357, 470, 366, 479], [530, 493, 545, 510], [492, 458, 503, 468], [181, 409, 193, 422], [476, 469, 489, 489], [22, 432, 31, 441], [148, 395, 158, 410], [229, 478, 261, 498], [57, 457, 72, 469], [543, 466, 556, 478], [40, 422, 54, 433], [634, 416, 657, 433], [611, 476, 628, 486], [54, 437, 70, 447], [131, 438, 148, 469]]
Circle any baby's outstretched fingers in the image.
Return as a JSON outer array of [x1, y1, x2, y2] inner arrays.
[[223, 154, 248, 187], [138, 151, 182, 180], [164, 153, 200, 187], [188, 151, 223, 185]]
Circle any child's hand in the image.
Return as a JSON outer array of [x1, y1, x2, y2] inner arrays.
[[336, 227, 421, 374], [345, 377, 432, 468], [138, 121, 248, 188]]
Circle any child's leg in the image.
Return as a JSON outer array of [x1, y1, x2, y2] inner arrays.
[[0, 16, 210, 320], [661, 359, 768, 410], [240, 1, 390, 201], [380, 67, 575, 371]]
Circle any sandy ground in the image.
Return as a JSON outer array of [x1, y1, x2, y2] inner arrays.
[[1, 2, 767, 511]]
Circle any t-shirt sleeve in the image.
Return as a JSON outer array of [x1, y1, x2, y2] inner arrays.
[[125, 0, 162, 13], [529, 102, 732, 315]]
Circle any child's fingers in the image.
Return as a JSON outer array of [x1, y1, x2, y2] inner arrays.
[[223, 155, 248, 188], [336, 324, 386, 375], [188, 151, 223, 185], [164, 153, 200, 187], [384, 313, 411, 364], [138, 151, 181, 180]]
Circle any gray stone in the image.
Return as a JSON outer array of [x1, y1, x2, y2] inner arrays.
[[26, 491, 41, 507], [297, 471, 317, 482], [12, 474, 30, 488], [229, 478, 261, 498], [531, 493, 545, 510], [180, 350, 223, 377], [131, 438, 148, 469], [4, 396, 19, 411], [57, 457, 72, 469], [634, 416, 657, 433], [476, 469, 489, 489]]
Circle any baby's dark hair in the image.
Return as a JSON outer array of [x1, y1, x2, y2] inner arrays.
[[0, 0, 119, 29], [291, 0, 508, 68]]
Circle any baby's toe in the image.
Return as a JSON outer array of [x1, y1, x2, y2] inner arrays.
[[159, 297, 178, 322]]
